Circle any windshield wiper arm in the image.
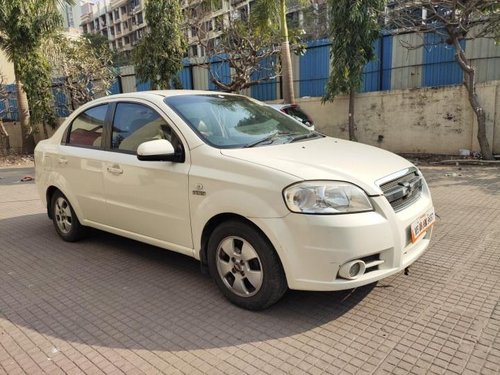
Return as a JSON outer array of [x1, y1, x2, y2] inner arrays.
[[245, 131, 293, 148], [289, 132, 323, 143]]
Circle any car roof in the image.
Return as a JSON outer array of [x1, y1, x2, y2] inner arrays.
[[82, 90, 252, 109], [100, 90, 240, 100]]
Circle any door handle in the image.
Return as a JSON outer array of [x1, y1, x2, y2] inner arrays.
[[58, 157, 68, 165], [107, 166, 123, 175]]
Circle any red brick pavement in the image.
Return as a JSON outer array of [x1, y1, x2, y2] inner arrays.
[[0, 165, 499, 374]]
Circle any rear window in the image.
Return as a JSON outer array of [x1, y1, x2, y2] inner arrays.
[[284, 106, 313, 125]]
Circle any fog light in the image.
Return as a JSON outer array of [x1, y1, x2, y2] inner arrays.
[[339, 260, 366, 280], [349, 262, 361, 277]]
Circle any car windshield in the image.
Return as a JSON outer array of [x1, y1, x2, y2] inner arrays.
[[164, 94, 314, 148]]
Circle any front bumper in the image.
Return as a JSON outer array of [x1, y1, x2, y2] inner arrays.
[[252, 186, 434, 291]]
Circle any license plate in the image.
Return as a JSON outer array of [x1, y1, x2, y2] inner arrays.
[[410, 208, 435, 243]]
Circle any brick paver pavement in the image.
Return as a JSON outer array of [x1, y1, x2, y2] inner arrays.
[[0, 165, 499, 374]]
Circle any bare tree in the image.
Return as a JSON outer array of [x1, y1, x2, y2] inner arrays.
[[45, 34, 115, 112], [387, 0, 500, 160], [187, 0, 282, 93]]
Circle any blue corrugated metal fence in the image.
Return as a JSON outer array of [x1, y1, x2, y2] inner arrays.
[[423, 33, 465, 87]]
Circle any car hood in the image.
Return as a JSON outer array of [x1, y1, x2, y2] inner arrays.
[[220, 137, 414, 195]]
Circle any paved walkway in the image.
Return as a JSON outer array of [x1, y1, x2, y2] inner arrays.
[[0, 166, 499, 374]]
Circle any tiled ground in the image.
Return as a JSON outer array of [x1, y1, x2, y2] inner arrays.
[[0, 165, 499, 374]]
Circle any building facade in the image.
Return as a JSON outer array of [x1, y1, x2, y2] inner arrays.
[[80, 0, 147, 53], [79, 0, 328, 56], [59, 3, 83, 32]]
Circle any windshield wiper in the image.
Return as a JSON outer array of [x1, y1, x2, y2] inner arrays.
[[289, 132, 324, 143], [244, 131, 295, 148]]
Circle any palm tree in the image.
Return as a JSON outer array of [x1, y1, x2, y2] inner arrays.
[[253, 0, 303, 104], [0, 0, 72, 153]]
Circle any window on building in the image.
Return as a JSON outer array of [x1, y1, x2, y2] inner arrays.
[[215, 15, 224, 31], [190, 45, 198, 57], [65, 6, 75, 28], [190, 25, 197, 38], [205, 20, 213, 32], [137, 12, 144, 24], [124, 36, 130, 44], [286, 11, 300, 29], [212, 0, 223, 11], [239, 6, 248, 22], [116, 23, 121, 33]]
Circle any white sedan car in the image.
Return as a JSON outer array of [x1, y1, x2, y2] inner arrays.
[[35, 91, 435, 310]]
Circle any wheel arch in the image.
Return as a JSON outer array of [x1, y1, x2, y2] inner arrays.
[[46, 185, 60, 219], [45, 185, 84, 223], [199, 213, 286, 281]]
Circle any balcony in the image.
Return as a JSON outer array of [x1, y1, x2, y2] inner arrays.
[[111, 0, 128, 7]]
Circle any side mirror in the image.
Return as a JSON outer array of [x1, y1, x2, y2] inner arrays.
[[137, 139, 177, 162]]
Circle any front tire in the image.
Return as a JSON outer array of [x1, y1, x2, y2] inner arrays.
[[50, 191, 86, 242], [207, 220, 287, 310]]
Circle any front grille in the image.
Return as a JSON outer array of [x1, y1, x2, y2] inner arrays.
[[380, 169, 422, 211]]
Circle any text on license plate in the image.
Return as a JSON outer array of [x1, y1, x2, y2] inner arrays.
[[411, 208, 435, 243]]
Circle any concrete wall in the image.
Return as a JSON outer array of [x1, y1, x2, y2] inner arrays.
[[1, 122, 59, 154], [2, 81, 499, 156], [293, 80, 500, 155]]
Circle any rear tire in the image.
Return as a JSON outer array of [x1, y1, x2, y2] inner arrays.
[[50, 191, 87, 242], [207, 220, 287, 310]]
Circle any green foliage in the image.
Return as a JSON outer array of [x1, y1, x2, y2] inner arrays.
[[252, 0, 309, 38], [83, 32, 110, 53], [16, 50, 57, 127], [0, 0, 72, 129], [0, 0, 63, 56], [132, 0, 187, 90], [323, 0, 384, 101]]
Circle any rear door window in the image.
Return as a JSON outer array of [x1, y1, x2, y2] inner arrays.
[[67, 104, 108, 147]]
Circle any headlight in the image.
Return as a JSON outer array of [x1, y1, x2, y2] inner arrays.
[[283, 181, 373, 214]]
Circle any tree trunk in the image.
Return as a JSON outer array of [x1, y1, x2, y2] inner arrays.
[[348, 88, 357, 142], [14, 71, 35, 154], [0, 118, 11, 155], [449, 33, 493, 160], [279, 0, 295, 104], [42, 123, 49, 139], [464, 70, 492, 160]]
